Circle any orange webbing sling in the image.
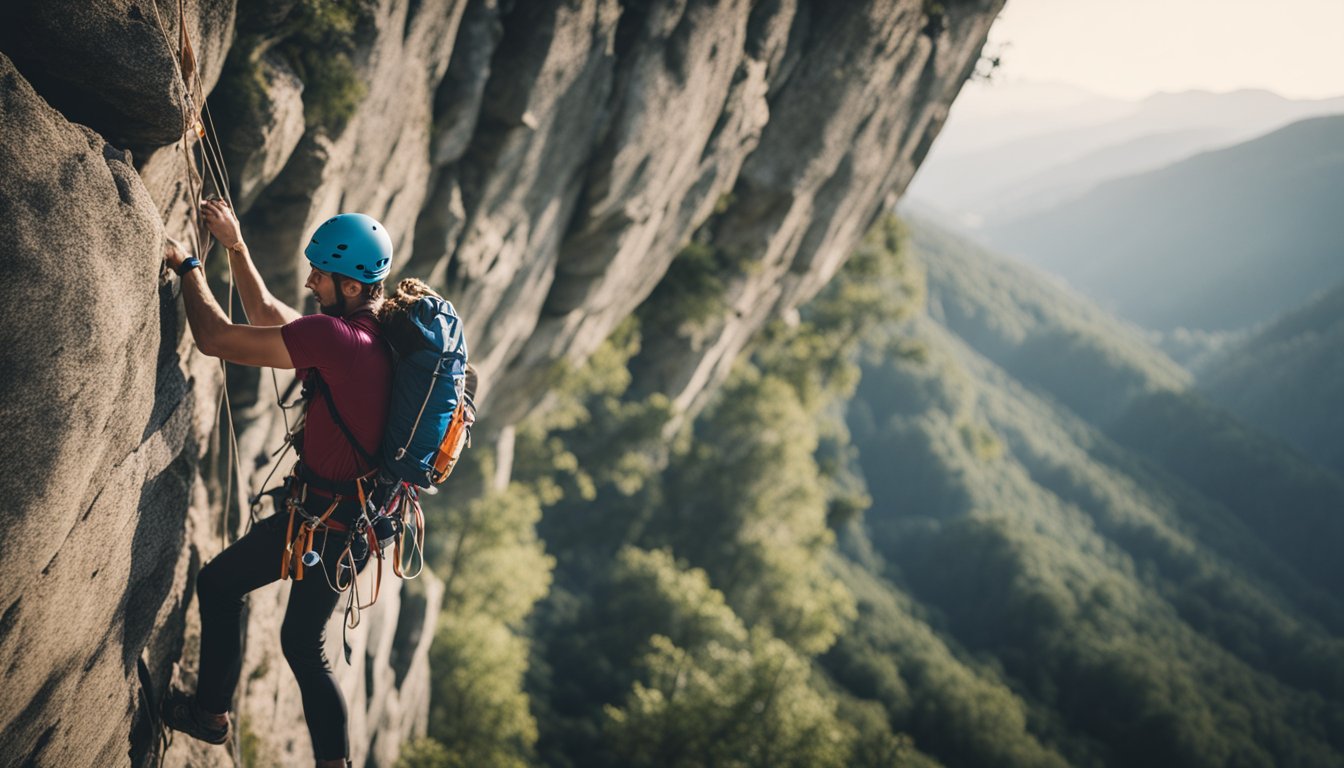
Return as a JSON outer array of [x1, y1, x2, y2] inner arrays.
[[281, 495, 342, 582]]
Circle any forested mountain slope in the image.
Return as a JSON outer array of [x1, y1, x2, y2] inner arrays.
[[418, 214, 1344, 767], [910, 217, 1344, 596], [911, 216, 1190, 421], [1197, 280, 1344, 476], [834, 219, 1344, 766]]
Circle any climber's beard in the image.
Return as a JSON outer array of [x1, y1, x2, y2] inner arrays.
[[319, 292, 346, 317], [315, 280, 347, 317]]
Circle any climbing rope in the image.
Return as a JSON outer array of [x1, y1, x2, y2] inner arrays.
[[148, 0, 299, 544]]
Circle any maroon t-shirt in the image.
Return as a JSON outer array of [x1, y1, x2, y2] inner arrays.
[[281, 312, 392, 481]]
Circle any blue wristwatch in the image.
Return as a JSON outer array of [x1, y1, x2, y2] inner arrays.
[[176, 256, 202, 276]]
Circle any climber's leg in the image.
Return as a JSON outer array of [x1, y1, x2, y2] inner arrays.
[[194, 513, 290, 714], [281, 522, 368, 763]]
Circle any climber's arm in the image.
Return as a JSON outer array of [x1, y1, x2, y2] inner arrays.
[[201, 198, 302, 326], [167, 239, 295, 369]]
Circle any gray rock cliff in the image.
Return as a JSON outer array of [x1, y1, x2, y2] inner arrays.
[[0, 0, 1001, 765]]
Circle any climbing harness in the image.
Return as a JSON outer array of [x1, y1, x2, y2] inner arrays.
[[268, 455, 426, 663]]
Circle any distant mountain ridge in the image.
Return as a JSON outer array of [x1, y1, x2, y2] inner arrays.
[[907, 88, 1344, 228], [988, 114, 1344, 332], [928, 80, 1135, 157], [986, 127, 1227, 221]]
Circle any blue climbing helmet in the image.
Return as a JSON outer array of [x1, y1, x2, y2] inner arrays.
[[304, 213, 394, 283]]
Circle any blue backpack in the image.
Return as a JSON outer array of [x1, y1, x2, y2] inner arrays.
[[381, 294, 474, 487]]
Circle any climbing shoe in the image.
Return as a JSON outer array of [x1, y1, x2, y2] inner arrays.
[[161, 688, 230, 745]]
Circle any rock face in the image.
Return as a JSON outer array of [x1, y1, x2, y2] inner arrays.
[[0, 51, 181, 767], [223, 52, 306, 214], [0, 0, 235, 148], [626, 0, 1002, 420], [0, 0, 1000, 765]]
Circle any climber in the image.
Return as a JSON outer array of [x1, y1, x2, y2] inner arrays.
[[160, 198, 394, 768]]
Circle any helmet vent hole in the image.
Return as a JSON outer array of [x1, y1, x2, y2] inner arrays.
[[337, 244, 348, 250], [357, 264, 365, 270], [331, 253, 342, 259], [371, 225, 378, 230], [311, 238, 319, 244]]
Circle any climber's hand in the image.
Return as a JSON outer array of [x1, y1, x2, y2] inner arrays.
[[201, 197, 244, 250], [164, 237, 192, 271]]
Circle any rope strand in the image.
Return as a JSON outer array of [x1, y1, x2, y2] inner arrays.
[[148, 0, 276, 547]]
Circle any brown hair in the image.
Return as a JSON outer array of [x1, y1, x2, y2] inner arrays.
[[378, 278, 441, 356]]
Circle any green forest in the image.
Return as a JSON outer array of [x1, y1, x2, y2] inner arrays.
[[1198, 281, 1344, 477], [394, 215, 1344, 768]]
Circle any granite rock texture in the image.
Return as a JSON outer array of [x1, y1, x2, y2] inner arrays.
[[0, 51, 194, 766], [0, 0, 235, 148], [0, 0, 1001, 764]]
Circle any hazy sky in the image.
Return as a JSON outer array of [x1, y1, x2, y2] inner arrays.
[[979, 0, 1344, 100]]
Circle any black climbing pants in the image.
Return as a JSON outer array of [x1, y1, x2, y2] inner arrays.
[[194, 495, 368, 761]]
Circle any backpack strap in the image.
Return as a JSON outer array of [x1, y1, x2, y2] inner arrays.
[[304, 369, 379, 471]]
